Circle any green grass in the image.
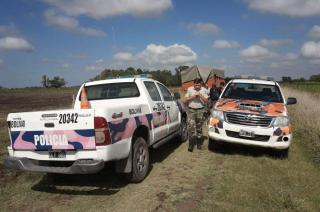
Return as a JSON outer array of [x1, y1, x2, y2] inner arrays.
[[282, 81, 320, 94]]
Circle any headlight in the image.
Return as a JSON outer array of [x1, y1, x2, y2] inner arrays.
[[273, 117, 289, 127], [210, 109, 224, 120]]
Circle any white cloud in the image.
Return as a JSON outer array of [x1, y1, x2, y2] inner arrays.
[[0, 24, 17, 36], [138, 44, 197, 65], [308, 25, 320, 39], [247, 0, 320, 17], [258, 39, 292, 47], [270, 53, 299, 68], [113, 52, 133, 61], [188, 22, 220, 35], [240, 45, 275, 62], [61, 63, 71, 68], [270, 62, 279, 68], [284, 53, 298, 60], [301, 41, 320, 58], [113, 43, 197, 68], [213, 40, 240, 48], [44, 9, 106, 37], [85, 65, 101, 71], [0, 37, 34, 51], [215, 58, 227, 64], [203, 53, 211, 59], [309, 59, 320, 65], [42, 0, 173, 19]]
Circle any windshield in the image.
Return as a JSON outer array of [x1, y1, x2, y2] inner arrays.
[[221, 82, 284, 103], [83, 82, 140, 100]]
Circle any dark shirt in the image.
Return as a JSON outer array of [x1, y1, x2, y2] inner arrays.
[[209, 87, 219, 101]]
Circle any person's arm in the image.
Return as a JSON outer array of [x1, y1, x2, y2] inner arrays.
[[183, 93, 196, 103], [198, 92, 208, 104]]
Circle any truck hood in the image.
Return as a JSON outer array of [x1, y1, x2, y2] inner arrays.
[[215, 98, 287, 116]]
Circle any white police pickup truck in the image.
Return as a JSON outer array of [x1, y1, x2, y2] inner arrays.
[[5, 76, 188, 182]]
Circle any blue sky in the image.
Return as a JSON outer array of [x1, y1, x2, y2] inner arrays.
[[1, 0, 320, 87]]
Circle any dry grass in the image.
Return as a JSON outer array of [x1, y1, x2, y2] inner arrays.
[[282, 86, 320, 163], [1, 87, 320, 211]]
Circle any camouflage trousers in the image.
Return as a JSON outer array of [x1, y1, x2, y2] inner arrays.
[[187, 108, 205, 141]]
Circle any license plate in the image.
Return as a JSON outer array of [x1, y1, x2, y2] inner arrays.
[[239, 130, 255, 138], [49, 150, 66, 158]]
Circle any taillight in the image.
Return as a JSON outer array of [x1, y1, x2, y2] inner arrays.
[[94, 117, 111, 146]]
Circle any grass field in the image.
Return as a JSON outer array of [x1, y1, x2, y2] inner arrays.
[[0, 86, 320, 211], [282, 81, 320, 94]]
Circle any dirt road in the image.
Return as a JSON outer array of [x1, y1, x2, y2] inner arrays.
[[1, 87, 319, 211]]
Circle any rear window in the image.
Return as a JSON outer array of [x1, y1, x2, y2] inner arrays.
[[83, 82, 140, 100], [221, 82, 284, 103]]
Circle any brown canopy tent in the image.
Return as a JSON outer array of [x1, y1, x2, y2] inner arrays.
[[180, 65, 225, 91]]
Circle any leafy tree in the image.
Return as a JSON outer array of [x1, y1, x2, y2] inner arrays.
[[42, 76, 66, 88], [310, 74, 320, 81], [49, 76, 66, 88], [90, 66, 190, 86], [282, 76, 292, 82], [41, 75, 48, 88]]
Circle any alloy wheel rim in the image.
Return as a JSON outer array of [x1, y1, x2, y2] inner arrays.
[[137, 145, 146, 172]]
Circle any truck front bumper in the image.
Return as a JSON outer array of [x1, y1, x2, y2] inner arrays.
[[208, 123, 292, 150], [4, 157, 105, 174]]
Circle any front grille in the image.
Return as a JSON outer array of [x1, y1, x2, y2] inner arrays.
[[225, 130, 270, 142], [225, 112, 273, 127]]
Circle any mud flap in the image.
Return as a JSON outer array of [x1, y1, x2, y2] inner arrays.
[[115, 145, 132, 173]]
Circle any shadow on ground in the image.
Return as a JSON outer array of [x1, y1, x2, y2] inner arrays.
[[208, 141, 288, 159], [31, 163, 127, 196], [31, 138, 183, 196]]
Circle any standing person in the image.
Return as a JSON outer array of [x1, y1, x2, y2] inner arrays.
[[217, 82, 225, 95], [183, 78, 208, 152], [209, 84, 219, 103], [205, 83, 220, 120]]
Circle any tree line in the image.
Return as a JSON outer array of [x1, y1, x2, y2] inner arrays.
[[37, 66, 189, 88], [282, 74, 320, 82], [89, 66, 189, 87], [41, 75, 66, 88]]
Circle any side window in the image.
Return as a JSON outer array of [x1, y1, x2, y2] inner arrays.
[[144, 81, 162, 101], [158, 83, 173, 101]]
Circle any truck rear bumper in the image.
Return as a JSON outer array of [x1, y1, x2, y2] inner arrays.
[[4, 157, 105, 174]]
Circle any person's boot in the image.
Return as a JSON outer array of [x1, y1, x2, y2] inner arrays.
[[188, 138, 194, 152], [197, 136, 202, 150]]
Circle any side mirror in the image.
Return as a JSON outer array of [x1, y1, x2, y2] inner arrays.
[[286, 97, 297, 105], [174, 92, 181, 99]]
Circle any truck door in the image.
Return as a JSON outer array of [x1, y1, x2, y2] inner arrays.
[[143, 81, 169, 141], [157, 83, 180, 135]]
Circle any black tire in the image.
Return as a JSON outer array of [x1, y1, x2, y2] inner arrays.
[[127, 137, 149, 183], [208, 138, 214, 151], [208, 138, 221, 151], [180, 115, 188, 142], [277, 148, 289, 159]]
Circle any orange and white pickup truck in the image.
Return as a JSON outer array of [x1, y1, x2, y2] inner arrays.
[[208, 78, 297, 156]]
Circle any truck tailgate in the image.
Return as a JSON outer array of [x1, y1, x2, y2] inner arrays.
[[7, 109, 95, 151]]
